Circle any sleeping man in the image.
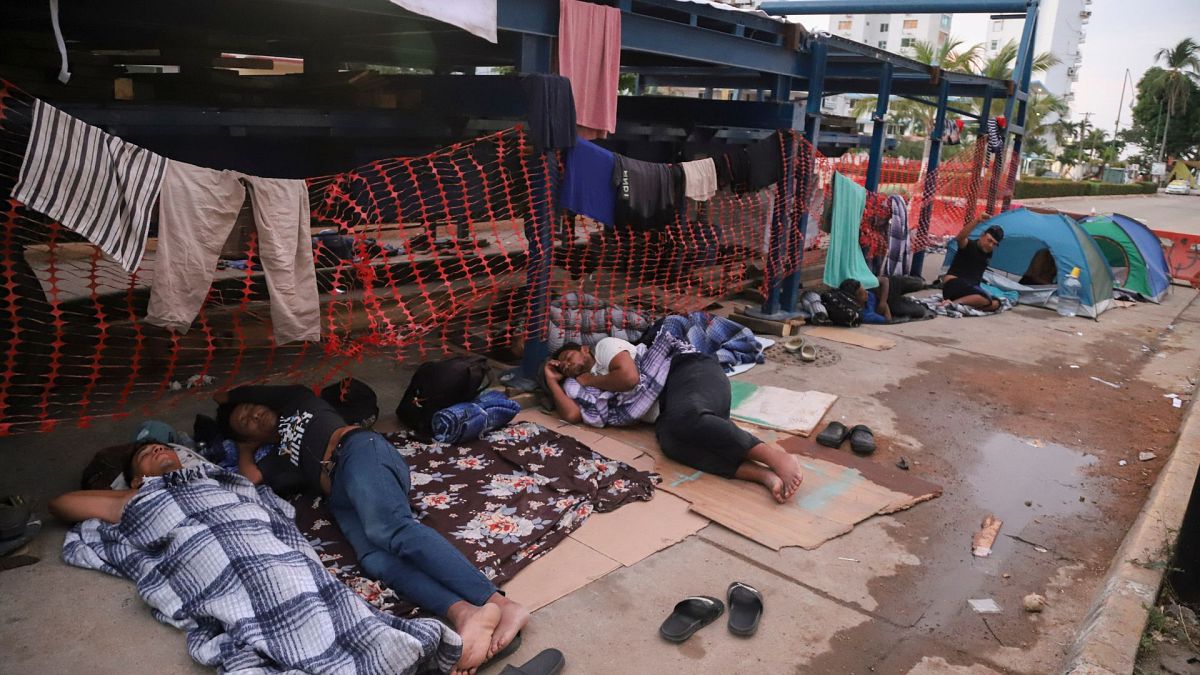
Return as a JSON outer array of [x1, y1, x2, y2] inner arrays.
[[49, 442, 463, 675], [542, 333, 804, 504]]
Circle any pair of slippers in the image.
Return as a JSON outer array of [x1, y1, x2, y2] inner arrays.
[[816, 422, 876, 455], [659, 582, 763, 643], [783, 337, 817, 362]]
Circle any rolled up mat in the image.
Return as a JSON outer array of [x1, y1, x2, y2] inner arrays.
[[432, 391, 523, 444]]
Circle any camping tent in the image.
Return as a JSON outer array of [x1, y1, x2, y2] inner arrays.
[[943, 208, 1115, 318], [1080, 214, 1171, 302]]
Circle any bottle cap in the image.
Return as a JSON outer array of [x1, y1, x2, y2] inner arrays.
[[1070, 267, 1081, 278]]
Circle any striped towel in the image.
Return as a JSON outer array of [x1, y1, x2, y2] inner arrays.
[[13, 100, 166, 273]]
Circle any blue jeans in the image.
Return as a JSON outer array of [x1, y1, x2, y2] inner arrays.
[[328, 431, 497, 615]]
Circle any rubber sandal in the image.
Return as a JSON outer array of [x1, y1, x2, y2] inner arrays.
[[800, 343, 817, 362], [848, 425, 877, 455], [659, 596, 725, 643], [783, 337, 806, 353], [499, 648, 565, 675], [816, 421, 849, 448], [727, 582, 764, 637]]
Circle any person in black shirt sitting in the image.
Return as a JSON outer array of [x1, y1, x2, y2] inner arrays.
[[943, 218, 1005, 312], [215, 384, 528, 675]]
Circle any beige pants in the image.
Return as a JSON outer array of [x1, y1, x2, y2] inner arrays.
[[146, 160, 320, 345]]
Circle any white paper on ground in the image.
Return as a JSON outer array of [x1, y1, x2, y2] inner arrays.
[[968, 598, 1002, 613]]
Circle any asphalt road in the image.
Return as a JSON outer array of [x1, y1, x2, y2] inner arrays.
[[1019, 193, 1200, 235]]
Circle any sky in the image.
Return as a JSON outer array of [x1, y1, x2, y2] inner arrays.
[[786, 0, 1200, 134]]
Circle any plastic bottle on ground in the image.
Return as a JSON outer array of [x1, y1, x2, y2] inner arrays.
[[1057, 266, 1082, 317]]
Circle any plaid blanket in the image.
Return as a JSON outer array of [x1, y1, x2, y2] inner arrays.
[[563, 330, 695, 427], [659, 312, 763, 373], [914, 291, 1016, 318], [63, 465, 460, 675]]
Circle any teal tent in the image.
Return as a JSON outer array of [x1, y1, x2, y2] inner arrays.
[[943, 208, 1115, 318]]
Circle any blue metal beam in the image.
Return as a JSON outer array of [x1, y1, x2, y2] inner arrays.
[[912, 75, 951, 278], [760, 0, 1030, 14], [865, 63, 893, 192]]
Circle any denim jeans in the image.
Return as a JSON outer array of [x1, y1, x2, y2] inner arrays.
[[328, 431, 496, 615]]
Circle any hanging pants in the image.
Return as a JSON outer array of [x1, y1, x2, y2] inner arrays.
[[146, 160, 320, 344]]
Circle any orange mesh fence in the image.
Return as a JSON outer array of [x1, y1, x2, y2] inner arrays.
[[1155, 230, 1200, 289]]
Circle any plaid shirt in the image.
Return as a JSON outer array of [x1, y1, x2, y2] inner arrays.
[[63, 465, 460, 674], [563, 330, 695, 427]]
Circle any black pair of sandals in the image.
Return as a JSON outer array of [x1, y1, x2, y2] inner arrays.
[[659, 582, 764, 643], [816, 422, 876, 455]]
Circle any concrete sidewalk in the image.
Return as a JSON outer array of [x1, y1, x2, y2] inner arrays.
[[2, 286, 1198, 674]]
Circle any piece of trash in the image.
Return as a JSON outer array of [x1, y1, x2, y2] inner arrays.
[[1090, 376, 1121, 389], [1023, 593, 1047, 613], [1118, 460, 1128, 466], [1034, 546, 1048, 553], [1166, 394, 1180, 399], [1026, 439, 1045, 448], [1139, 452, 1157, 462], [969, 598, 1002, 614], [1024, 500, 1032, 507], [185, 374, 215, 389], [1076, 332, 1084, 336], [1002, 573, 1012, 579], [1079, 496, 1086, 502], [837, 557, 860, 563], [896, 457, 910, 471], [168, 380, 183, 391], [332, 286, 347, 294], [1174, 398, 1183, 408], [1069, 364, 1080, 369], [972, 515, 1003, 557]]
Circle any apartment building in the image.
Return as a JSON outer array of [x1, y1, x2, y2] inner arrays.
[[829, 13, 954, 53], [985, 0, 1090, 103]]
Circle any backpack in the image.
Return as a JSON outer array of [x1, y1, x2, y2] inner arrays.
[[395, 356, 491, 436], [819, 289, 863, 328]]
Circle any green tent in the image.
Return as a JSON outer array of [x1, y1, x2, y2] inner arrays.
[[1079, 215, 1170, 302]]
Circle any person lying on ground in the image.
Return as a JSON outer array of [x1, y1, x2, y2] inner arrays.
[[214, 384, 528, 675], [543, 336, 804, 504], [942, 218, 1005, 312], [839, 275, 928, 324], [49, 442, 462, 675]]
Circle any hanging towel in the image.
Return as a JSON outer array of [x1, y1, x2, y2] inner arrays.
[[680, 158, 717, 202], [431, 391, 522, 444], [558, 0, 621, 136], [612, 155, 680, 231], [881, 194, 912, 276], [147, 161, 320, 344], [13, 100, 166, 273], [521, 74, 576, 151], [823, 172, 879, 290], [986, 119, 1004, 155], [561, 137, 617, 226], [385, 0, 497, 42]]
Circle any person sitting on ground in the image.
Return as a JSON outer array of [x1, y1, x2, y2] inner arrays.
[[50, 442, 462, 675], [213, 384, 527, 675], [839, 274, 928, 324], [942, 219, 1005, 311], [543, 336, 804, 504]]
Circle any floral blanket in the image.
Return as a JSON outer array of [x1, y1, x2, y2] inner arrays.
[[292, 422, 657, 616]]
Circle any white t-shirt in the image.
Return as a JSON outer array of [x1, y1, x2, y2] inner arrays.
[[589, 337, 659, 422]]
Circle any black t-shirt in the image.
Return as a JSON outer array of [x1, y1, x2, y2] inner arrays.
[[227, 384, 346, 495], [947, 239, 992, 284]]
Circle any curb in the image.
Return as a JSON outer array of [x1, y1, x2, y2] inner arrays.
[[1063, 392, 1200, 674]]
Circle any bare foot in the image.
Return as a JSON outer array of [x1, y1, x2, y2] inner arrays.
[[746, 444, 804, 503], [735, 462, 788, 504], [448, 602, 501, 674], [486, 594, 530, 658]]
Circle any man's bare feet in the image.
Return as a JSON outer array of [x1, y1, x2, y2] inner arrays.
[[486, 594, 530, 658], [745, 443, 805, 503], [446, 601, 502, 675], [734, 462, 787, 503]]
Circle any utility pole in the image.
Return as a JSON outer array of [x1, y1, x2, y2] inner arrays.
[[1078, 111, 1091, 177], [1113, 69, 1133, 136]]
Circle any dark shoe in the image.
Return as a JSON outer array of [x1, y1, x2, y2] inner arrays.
[[499, 648, 565, 675], [727, 582, 764, 637], [0, 496, 30, 540], [659, 596, 725, 643], [816, 421, 849, 448], [848, 425, 877, 455]]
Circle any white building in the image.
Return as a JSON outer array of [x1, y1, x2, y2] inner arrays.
[[829, 13, 954, 54], [985, 0, 1090, 104]]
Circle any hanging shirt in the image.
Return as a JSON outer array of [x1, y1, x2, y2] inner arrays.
[[746, 132, 784, 190], [680, 158, 718, 202], [561, 137, 617, 226], [522, 74, 576, 151], [612, 155, 680, 231]]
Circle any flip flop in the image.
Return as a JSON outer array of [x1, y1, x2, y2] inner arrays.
[[783, 338, 818, 363], [499, 648, 565, 675], [848, 425, 877, 455], [727, 582, 764, 637], [659, 596, 725, 643], [816, 421, 849, 448]]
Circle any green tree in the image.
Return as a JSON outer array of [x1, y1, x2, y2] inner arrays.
[[1126, 66, 1200, 162], [1151, 38, 1200, 160]]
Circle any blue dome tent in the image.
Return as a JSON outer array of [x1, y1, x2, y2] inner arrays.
[[943, 208, 1115, 318]]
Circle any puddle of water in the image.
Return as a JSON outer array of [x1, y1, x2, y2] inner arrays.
[[964, 434, 1097, 541]]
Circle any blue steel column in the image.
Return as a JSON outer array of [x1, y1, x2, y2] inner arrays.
[[911, 75, 951, 278], [989, 0, 1038, 213], [864, 63, 893, 193], [1001, 1, 1038, 211], [754, 40, 825, 318]]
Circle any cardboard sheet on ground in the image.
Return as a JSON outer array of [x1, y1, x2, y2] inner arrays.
[[728, 381, 837, 437], [646, 435, 942, 550], [805, 326, 896, 351]]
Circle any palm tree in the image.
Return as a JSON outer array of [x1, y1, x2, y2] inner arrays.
[[906, 37, 983, 73], [1151, 38, 1200, 161], [975, 40, 1061, 116]]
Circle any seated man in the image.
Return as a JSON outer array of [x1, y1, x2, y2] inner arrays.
[[50, 442, 463, 675], [943, 219, 1005, 311], [840, 275, 928, 324], [213, 384, 527, 673], [543, 335, 804, 504]]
